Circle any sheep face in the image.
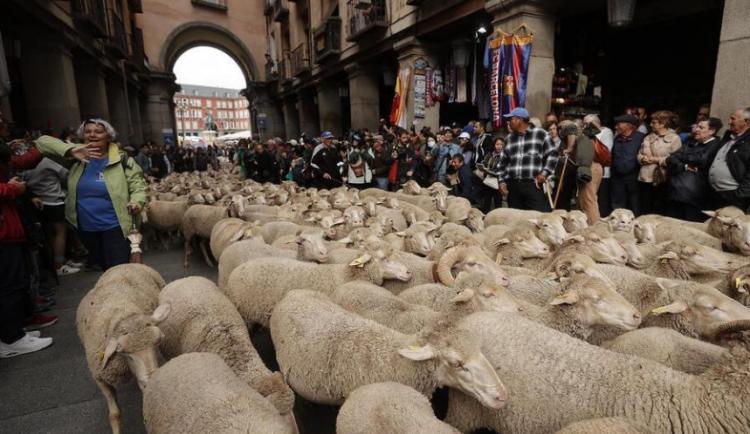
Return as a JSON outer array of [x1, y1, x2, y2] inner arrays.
[[529, 216, 567, 248], [651, 279, 750, 337], [230, 195, 246, 218], [103, 303, 171, 391], [331, 193, 352, 210], [455, 247, 510, 286], [313, 199, 332, 211], [575, 231, 628, 266], [606, 209, 635, 233], [429, 211, 446, 226], [549, 254, 608, 282], [433, 192, 448, 213], [705, 206, 744, 238], [402, 180, 422, 195], [466, 209, 485, 233], [561, 211, 588, 233], [398, 335, 507, 409], [365, 249, 412, 282], [633, 221, 656, 244], [552, 276, 641, 331], [616, 237, 645, 269], [343, 206, 366, 228], [297, 233, 329, 263], [451, 285, 523, 314], [659, 242, 734, 275], [497, 230, 550, 259], [724, 218, 750, 256], [363, 198, 379, 216], [398, 227, 438, 257]]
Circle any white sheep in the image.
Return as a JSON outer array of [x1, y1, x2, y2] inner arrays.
[[336, 382, 460, 434], [143, 200, 189, 249], [209, 217, 260, 260], [143, 353, 296, 434], [181, 202, 238, 268], [76, 264, 171, 434]]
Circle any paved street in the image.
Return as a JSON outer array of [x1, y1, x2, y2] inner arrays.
[[0, 249, 215, 434]]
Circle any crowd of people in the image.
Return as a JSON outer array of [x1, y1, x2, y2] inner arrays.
[[1, 103, 749, 359]]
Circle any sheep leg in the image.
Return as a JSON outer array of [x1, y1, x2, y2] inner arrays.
[[159, 231, 170, 251], [183, 235, 192, 269], [95, 380, 121, 434], [199, 239, 214, 267]]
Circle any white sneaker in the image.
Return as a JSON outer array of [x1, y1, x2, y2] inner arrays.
[[27, 331, 41, 338], [0, 333, 53, 358], [56, 264, 81, 276], [66, 259, 85, 268]]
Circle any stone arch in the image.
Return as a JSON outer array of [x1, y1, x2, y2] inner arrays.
[[160, 21, 260, 85]]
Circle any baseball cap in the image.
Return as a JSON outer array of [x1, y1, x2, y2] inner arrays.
[[613, 114, 639, 125], [458, 132, 471, 140], [287, 139, 299, 146], [502, 107, 530, 119], [321, 131, 334, 139]]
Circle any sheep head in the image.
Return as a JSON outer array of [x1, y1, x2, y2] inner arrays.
[[396, 223, 438, 257], [528, 215, 567, 248], [495, 229, 551, 260], [295, 232, 329, 263], [465, 209, 485, 233], [432, 191, 448, 213], [611, 233, 646, 269], [561, 210, 588, 233], [650, 279, 750, 338], [705, 206, 744, 238], [605, 209, 635, 233], [453, 272, 523, 314], [550, 275, 641, 331], [657, 241, 735, 276], [723, 218, 750, 256], [569, 227, 628, 266], [330, 192, 353, 210], [401, 180, 422, 195], [633, 220, 656, 244], [348, 246, 412, 283], [547, 253, 610, 283], [343, 206, 366, 228], [400, 326, 507, 409], [437, 245, 509, 287], [102, 303, 171, 391]]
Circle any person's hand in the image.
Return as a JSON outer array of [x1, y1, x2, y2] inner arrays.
[[127, 203, 141, 215], [7, 139, 25, 151], [7, 177, 26, 195], [535, 173, 546, 190], [31, 197, 43, 210], [323, 173, 332, 180], [69, 144, 101, 163], [391, 151, 398, 159], [499, 182, 508, 196]]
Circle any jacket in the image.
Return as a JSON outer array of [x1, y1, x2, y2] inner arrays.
[[667, 137, 721, 206], [713, 129, 750, 199], [57, 138, 147, 237], [247, 151, 279, 183], [371, 147, 393, 177], [637, 132, 682, 182], [611, 131, 645, 178]]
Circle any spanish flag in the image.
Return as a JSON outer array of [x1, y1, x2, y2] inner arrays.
[[389, 67, 411, 129]]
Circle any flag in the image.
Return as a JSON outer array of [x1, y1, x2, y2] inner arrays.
[[389, 67, 411, 129], [490, 30, 533, 127]]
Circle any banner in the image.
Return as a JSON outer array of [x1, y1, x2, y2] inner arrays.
[[389, 67, 412, 129], [489, 29, 533, 127], [413, 59, 429, 119]]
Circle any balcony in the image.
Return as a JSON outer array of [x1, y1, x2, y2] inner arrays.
[[278, 57, 293, 84], [290, 44, 310, 77], [128, 0, 143, 13], [273, 0, 289, 22], [71, 0, 108, 38], [191, 0, 227, 11], [346, 0, 388, 41], [107, 12, 128, 59], [314, 17, 341, 63]]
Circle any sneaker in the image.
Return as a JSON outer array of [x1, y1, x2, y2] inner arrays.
[[27, 331, 41, 338], [56, 264, 81, 276], [33, 297, 53, 313], [0, 333, 53, 358], [66, 259, 85, 268], [23, 313, 58, 331]]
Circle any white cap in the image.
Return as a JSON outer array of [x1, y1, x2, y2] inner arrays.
[[458, 132, 471, 140], [595, 127, 614, 149]]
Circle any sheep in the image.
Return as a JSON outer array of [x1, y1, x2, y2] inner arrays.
[[76, 264, 170, 434], [331, 273, 522, 334], [269, 289, 507, 408], [444, 197, 472, 225], [143, 200, 189, 249], [640, 240, 736, 282], [601, 327, 729, 374], [259, 221, 309, 244], [610, 231, 646, 269], [395, 222, 439, 257], [217, 234, 329, 289], [493, 228, 551, 267], [225, 246, 412, 327], [651, 222, 723, 249], [445, 311, 750, 434], [439, 221, 474, 238], [465, 208, 485, 233], [484, 208, 543, 226], [342, 205, 367, 228], [554, 418, 648, 434], [399, 179, 423, 195], [143, 353, 296, 434], [394, 191, 448, 213], [561, 225, 629, 266], [182, 201, 240, 268], [704, 205, 744, 238], [158, 277, 294, 414], [209, 218, 260, 260], [632, 220, 656, 244], [336, 382, 461, 434], [603, 208, 635, 232], [362, 199, 408, 231], [721, 216, 750, 255], [560, 210, 588, 233]]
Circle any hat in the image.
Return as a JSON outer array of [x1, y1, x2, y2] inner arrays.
[[613, 114, 639, 126], [371, 135, 384, 142], [287, 139, 299, 146], [458, 132, 471, 140], [503, 107, 530, 119], [123, 146, 136, 153], [321, 131, 334, 139], [595, 128, 614, 149]]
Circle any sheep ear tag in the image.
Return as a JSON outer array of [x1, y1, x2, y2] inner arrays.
[[651, 301, 688, 315], [348, 254, 372, 268]]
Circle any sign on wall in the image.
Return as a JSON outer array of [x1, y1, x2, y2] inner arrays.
[[413, 58, 430, 120]]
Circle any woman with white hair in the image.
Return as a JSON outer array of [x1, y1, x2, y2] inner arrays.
[[64, 119, 147, 270]]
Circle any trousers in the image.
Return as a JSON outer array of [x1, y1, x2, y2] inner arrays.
[[0, 243, 31, 344], [610, 174, 641, 216], [507, 179, 551, 212], [577, 163, 603, 225], [78, 227, 130, 271]]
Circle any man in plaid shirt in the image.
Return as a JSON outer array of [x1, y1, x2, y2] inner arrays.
[[497, 108, 559, 211]]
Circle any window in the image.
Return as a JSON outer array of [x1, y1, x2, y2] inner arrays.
[[206, 100, 212, 108]]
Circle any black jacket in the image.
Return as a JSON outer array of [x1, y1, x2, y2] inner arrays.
[[717, 129, 750, 199], [611, 131, 645, 177], [666, 137, 721, 206], [311, 144, 342, 188], [247, 151, 279, 183]]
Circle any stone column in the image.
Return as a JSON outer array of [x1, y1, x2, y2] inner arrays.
[[143, 71, 178, 145], [395, 37, 440, 132], [485, 0, 555, 120], [282, 96, 301, 140], [246, 82, 285, 140], [106, 77, 130, 145], [129, 88, 144, 145], [710, 0, 750, 127], [73, 56, 109, 121], [20, 38, 81, 131], [297, 87, 319, 136], [346, 63, 379, 132], [316, 80, 343, 136]]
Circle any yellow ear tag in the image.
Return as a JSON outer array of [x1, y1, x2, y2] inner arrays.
[[408, 345, 422, 351], [660, 258, 668, 264], [98, 352, 105, 361], [735, 277, 741, 289], [651, 306, 669, 315]]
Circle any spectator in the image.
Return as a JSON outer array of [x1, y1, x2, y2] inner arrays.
[[637, 110, 682, 215], [393, 130, 416, 187], [135, 144, 152, 176], [497, 108, 559, 212], [544, 120, 562, 148], [471, 121, 493, 168], [696, 104, 711, 124], [551, 120, 575, 211], [458, 132, 475, 168], [476, 136, 506, 212], [409, 151, 434, 188], [150, 145, 168, 178], [247, 143, 279, 183], [286, 147, 306, 185], [584, 114, 615, 217], [708, 107, 750, 210], [311, 131, 342, 189], [345, 148, 373, 190], [610, 114, 645, 215], [636, 107, 649, 135], [194, 147, 209, 172], [449, 154, 480, 205], [667, 117, 723, 221], [432, 130, 461, 183], [236, 139, 249, 178], [370, 136, 392, 190], [573, 122, 604, 224], [545, 112, 559, 124]]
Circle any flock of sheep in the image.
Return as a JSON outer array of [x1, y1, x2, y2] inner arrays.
[[75, 166, 750, 434]]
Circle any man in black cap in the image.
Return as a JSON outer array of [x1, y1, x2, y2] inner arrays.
[[610, 113, 645, 215]]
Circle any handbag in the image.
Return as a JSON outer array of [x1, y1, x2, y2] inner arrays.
[[652, 165, 669, 186], [473, 168, 486, 180], [483, 175, 499, 190], [592, 138, 611, 167]]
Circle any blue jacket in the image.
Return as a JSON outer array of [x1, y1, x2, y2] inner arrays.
[[611, 131, 645, 177]]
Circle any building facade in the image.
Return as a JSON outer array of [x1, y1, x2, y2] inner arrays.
[[173, 84, 251, 141]]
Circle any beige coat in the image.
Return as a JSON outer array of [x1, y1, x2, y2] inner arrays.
[[637, 131, 681, 182]]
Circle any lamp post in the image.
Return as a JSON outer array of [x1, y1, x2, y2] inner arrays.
[[176, 97, 189, 146]]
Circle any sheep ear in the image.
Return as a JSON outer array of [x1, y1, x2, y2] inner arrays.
[[528, 218, 541, 227], [657, 251, 679, 263], [348, 253, 372, 267], [549, 290, 579, 306], [229, 229, 246, 243], [151, 303, 171, 324], [492, 238, 510, 247], [655, 278, 681, 291], [395, 231, 407, 237], [101, 336, 125, 368], [450, 289, 475, 304], [398, 344, 436, 361], [651, 300, 688, 315], [338, 236, 353, 245], [565, 235, 585, 244], [702, 210, 716, 217], [495, 253, 503, 265]]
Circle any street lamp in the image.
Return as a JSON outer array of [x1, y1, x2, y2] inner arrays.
[[176, 97, 189, 146]]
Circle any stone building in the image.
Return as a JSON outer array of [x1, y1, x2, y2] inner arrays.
[[174, 84, 252, 143]]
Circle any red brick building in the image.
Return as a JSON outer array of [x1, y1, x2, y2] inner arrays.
[[173, 84, 251, 140]]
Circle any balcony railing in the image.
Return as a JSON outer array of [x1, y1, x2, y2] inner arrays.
[[273, 0, 289, 22], [290, 44, 310, 77], [346, 0, 388, 41], [191, 0, 227, 11], [107, 12, 128, 58], [314, 17, 341, 63], [71, 0, 108, 38]]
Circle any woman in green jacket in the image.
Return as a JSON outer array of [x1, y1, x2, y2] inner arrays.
[[40, 118, 146, 270]]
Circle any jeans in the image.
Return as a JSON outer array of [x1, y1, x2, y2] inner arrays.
[[78, 227, 130, 271], [374, 177, 389, 190], [598, 177, 612, 217], [610, 175, 641, 216], [506, 179, 551, 212], [0, 243, 32, 344]]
